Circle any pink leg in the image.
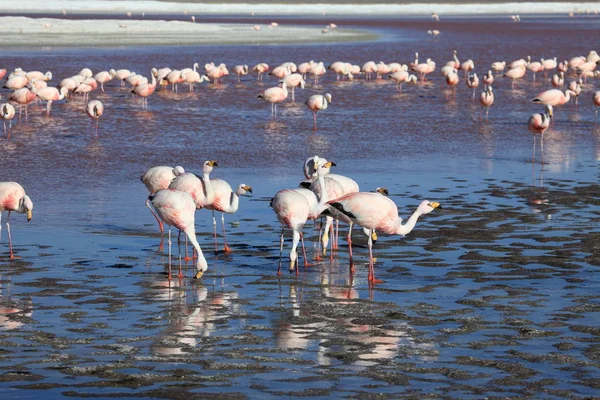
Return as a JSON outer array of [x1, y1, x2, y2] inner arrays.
[[167, 228, 172, 280], [212, 210, 219, 252], [313, 111, 317, 131], [221, 212, 231, 252], [277, 229, 284, 276], [146, 199, 164, 234], [300, 233, 312, 268]]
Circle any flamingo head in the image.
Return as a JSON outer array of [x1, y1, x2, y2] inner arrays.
[[418, 200, 442, 215], [109, 69, 116, 77], [237, 184, 253, 195], [325, 93, 332, 103], [173, 166, 185, 176], [44, 71, 53, 81], [203, 160, 218, 174], [316, 160, 335, 177], [20, 195, 33, 221], [376, 187, 389, 196], [193, 256, 208, 279]]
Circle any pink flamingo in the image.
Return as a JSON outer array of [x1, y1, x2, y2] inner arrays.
[[257, 81, 288, 119], [593, 91, 600, 122], [4, 76, 29, 90], [252, 63, 269, 81], [446, 50, 460, 69], [504, 66, 526, 89], [461, 59, 475, 78], [271, 160, 334, 275], [551, 72, 564, 87], [282, 73, 305, 101], [9, 88, 36, 121], [169, 160, 218, 211], [126, 73, 148, 88], [483, 70, 494, 87], [375, 62, 390, 79], [445, 70, 459, 99], [32, 85, 69, 115], [527, 105, 553, 161], [298, 61, 315, 80], [558, 60, 569, 73], [413, 58, 436, 83], [466, 72, 479, 100], [0, 69, 6, 80], [149, 189, 208, 280], [141, 165, 186, 235], [269, 64, 291, 80], [328, 195, 440, 284], [509, 55, 530, 69], [115, 69, 132, 87], [132, 73, 157, 108], [479, 86, 494, 120], [388, 71, 417, 92], [305, 93, 332, 131], [204, 180, 252, 253], [182, 70, 209, 92], [207, 64, 229, 84], [527, 61, 544, 81], [541, 57, 557, 76], [86, 100, 104, 135], [491, 61, 506, 74], [532, 89, 575, 107], [1, 103, 16, 138], [165, 70, 183, 92], [232, 65, 249, 82], [93, 69, 116, 92], [73, 81, 95, 102], [25, 71, 52, 81], [361, 61, 377, 80], [0, 182, 33, 259], [309, 62, 326, 84]]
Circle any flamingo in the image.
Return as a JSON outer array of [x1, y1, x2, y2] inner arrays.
[[541, 57, 557, 76], [504, 66, 526, 89], [204, 180, 252, 252], [252, 63, 269, 81], [558, 60, 569, 74], [0, 182, 33, 259], [232, 65, 249, 82], [298, 61, 315, 80], [207, 64, 229, 84], [491, 61, 506, 74], [32, 85, 69, 115], [271, 160, 334, 275], [466, 73, 479, 100], [86, 100, 103, 134], [9, 88, 36, 121], [593, 91, 600, 122], [181, 69, 209, 92], [527, 61, 544, 81], [141, 165, 186, 235], [282, 73, 305, 102], [328, 195, 440, 284], [25, 71, 52, 81], [0, 69, 6, 80], [305, 93, 332, 131], [132, 72, 157, 108], [375, 61, 390, 79], [79, 68, 93, 78], [1, 103, 16, 138], [4, 76, 29, 90], [169, 160, 218, 211], [309, 62, 326, 84], [532, 89, 576, 107], [413, 58, 436, 83], [257, 81, 288, 119], [115, 69, 132, 87], [165, 70, 183, 92], [461, 59, 475, 78], [445, 70, 459, 98], [483, 70, 494, 87], [149, 189, 208, 280], [479, 86, 494, 120], [362, 61, 377, 80], [328, 62, 348, 80], [388, 71, 417, 92], [510, 55, 531, 69], [269, 64, 291, 80], [388, 62, 407, 73], [551, 71, 564, 88], [446, 50, 460, 69], [568, 79, 583, 105], [527, 105, 553, 161], [93, 69, 116, 92]]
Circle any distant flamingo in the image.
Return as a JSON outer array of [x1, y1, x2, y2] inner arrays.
[[461, 59, 475, 78], [445, 70, 459, 98], [362, 61, 377, 80], [328, 195, 440, 284], [233, 65, 249, 82], [305, 93, 332, 131], [527, 105, 553, 161], [150, 189, 208, 280], [115, 69, 132, 87], [593, 91, 600, 122], [551, 71, 564, 87], [204, 180, 252, 252], [0, 182, 33, 259], [32, 85, 69, 115], [25, 71, 52, 81], [504, 66, 526, 89], [491, 61, 506, 74], [270, 64, 291, 80], [141, 165, 186, 235], [568, 79, 583, 105], [252, 63, 269, 81], [466, 72, 479, 100], [9, 88, 36, 121], [527, 61, 544, 81], [0, 103, 16, 138], [282, 73, 305, 101], [532, 89, 576, 107], [93, 69, 116, 92], [132, 72, 157, 108], [309, 62, 327, 84], [446, 50, 460, 69], [388, 71, 417, 92], [479, 86, 494, 120], [483, 70, 494, 87], [541, 57, 557, 76], [257, 81, 288, 118], [298, 61, 315, 80], [413, 58, 436, 83], [86, 100, 103, 134]]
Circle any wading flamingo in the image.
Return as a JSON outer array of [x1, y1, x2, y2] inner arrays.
[[257, 81, 288, 119], [1, 103, 16, 138], [532, 89, 575, 107], [504, 66, 526, 89], [233, 65, 249, 82], [305, 93, 332, 131], [388, 71, 417, 92], [132, 72, 157, 108], [328, 195, 440, 284], [86, 100, 103, 134], [252, 63, 269, 81], [282, 73, 305, 101], [483, 70, 494, 87], [479, 86, 494, 120], [141, 165, 186, 234], [593, 91, 600, 122], [204, 180, 252, 252], [93, 69, 116, 92], [9, 88, 36, 121], [32, 85, 69, 115], [467, 72, 479, 100], [0, 182, 33, 259], [528, 105, 553, 161], [150, 189, 208, 280]]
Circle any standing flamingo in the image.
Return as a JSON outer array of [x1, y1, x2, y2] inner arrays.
[[1, 103, 16, 138], [305, 93, 332, 131], [388, 71, 417, 92], [282, 73, 305, 101], [328, 195, 440, 284], [169, 160, 218, 211], [9, 88, 36, 121], [115, 69, 132, 87], [141, 165, 186, 235], [504, 66, 526, 89], [0, 182, 33, 259], [86, 100, 104, 134], [483, 70, 494, 87], [32, 85, 69, 115], [257, 81, 288, 119], [567, 79, 583, 105], [252, 63, 269, 81], [204, 180, 252, 252], [466, 73, 479, 100], [271, 160, 334, 275], [527, 61, 544, 81], [528, 105, 553, 161], [132, 72, 157, 108], [232, 65, 249, 82], [149, 189, 208, 280], [479, 86, 494, 120], [532, 89, 575, 107], [593, 91, 600, 122], [309, 62, 326, 84], [93, 69, 116, 92]]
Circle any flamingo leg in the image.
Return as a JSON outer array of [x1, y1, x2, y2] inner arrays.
[[167, 228, 172, 280], [290, 230, 301, 275], [146, 199, 164, 234], [367, 229, 383, 284], [334, 219, 339, 249], [277, 228, 284, 276], [221, 212, 231, 252], [3, 122, 6, 137], [300, 233, 312, 268], [6, 212, 16, 259], [212, 210, 218, 252], [178, 254, 183, 279], [313, 111, 317, 131], [347, 222, 354, 259]]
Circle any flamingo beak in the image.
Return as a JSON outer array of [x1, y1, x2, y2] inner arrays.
[[429, 202, 441, 209], [208, 160, 218, 167], [325, 161, 336, 167], [27, 210, 32, 221], [289, 260, 296, 273], [193, 270, 204, 279], [244, 185, 253, 193]]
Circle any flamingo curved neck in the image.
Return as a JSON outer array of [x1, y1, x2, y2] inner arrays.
[[393, 208, 423, 236], [225, 190, 241, 213], [315, 174, 329, 214]]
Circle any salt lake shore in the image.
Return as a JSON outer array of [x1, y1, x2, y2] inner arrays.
[[0, 16, 375, 47]]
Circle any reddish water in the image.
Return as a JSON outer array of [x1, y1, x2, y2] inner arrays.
[[0, 14, 599, 399]]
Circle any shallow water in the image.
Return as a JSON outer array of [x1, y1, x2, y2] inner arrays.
[[0, 14, 599, 399]]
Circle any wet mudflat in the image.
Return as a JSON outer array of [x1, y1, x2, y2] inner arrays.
[[0, 14, 599, 399]]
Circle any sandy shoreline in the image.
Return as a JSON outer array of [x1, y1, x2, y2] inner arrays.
[[0, 1, 599, 16], [0, 16, 376, 47]]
